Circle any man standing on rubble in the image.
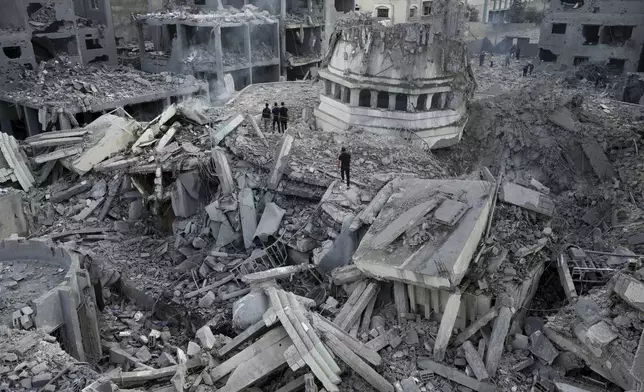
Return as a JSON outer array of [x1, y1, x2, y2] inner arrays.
[[272, 102, 281, 133], [479, 51, 485, 67], [262, 103, 271, 133], [280, 102, 288, 132], [338, 147, 351, 189]]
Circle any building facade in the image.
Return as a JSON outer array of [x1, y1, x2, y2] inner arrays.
[[0, 0, 117, 70], [315, 1, 475, 149], [538, 0, 644, 72]]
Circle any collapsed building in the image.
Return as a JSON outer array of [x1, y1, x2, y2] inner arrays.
[[0, 0, 118, 68], [315, 5, 474, 149], [134, 0, 325, 96], [538, 0, 644, 72]]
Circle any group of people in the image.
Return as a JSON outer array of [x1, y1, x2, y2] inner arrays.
[[262, 102, 288, 133]]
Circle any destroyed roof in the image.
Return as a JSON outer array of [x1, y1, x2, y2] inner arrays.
[[135, 5, 278, 26], [353, 178, 493, 289], [0, 57, 204, 114]]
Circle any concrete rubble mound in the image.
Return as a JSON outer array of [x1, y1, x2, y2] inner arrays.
[[2, 4, 644, 392]]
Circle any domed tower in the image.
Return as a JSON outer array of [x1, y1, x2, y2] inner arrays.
[[315, 2, 475, 149]]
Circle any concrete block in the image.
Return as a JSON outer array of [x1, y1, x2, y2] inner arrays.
[[187, 341, 201, 356], [434, 199, 469, 226], [548, 108, 578, 132], [212, 114, 244, 146], [239, 188, 257, 249], [613, 274, 644, 312], [433, 292, 461, 362], [212, 147, 235, 195], [267, 134, 294, 191], [178, 171, 203, 200], [171, 180, 198, 218], [31, 372, 52, 387], [199, 291, 216, 308], [135, 346, 151, 362], [581, 139, 616, 181], [585, 321, 618, 348], [573, 297, 602, 325], [196, 326, 216, 350], [0, 193, 27, 239], [529, 331, 559, 365], [253, 202, 286, 242], [156, 352, 178, 367], [512, 334, 529, 350], [485, 306, 512, 377], [500, 182, 555, 216]]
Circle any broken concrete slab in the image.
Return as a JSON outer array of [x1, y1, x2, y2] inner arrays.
[[212, 147, 235, 195], [171, 180, 198, 218], [485, 306, 512, 377], [253, 202, 285, 242], [66, 114, 139, 175], [156, 122, 181, 152], [268, 134, 294, 191], [372, 199, 439, 249], [573, 297, 602, 325], [434, 199, 469, 226], [613, 273, 644, 312], [529, 331, 559, 365], [178, 171, 203, 201], [585, 321, 618, 348], [499, 182, 555, 217], [212, 114, 244, 146], [581, 140, 616, 181], [239, 188, 257, 249], [549, 107, 578, 133], [417, 357, 495, 392]]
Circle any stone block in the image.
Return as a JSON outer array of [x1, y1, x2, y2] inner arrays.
[[529, 331, 558, 365], [613, 274, 644, 312], [585, 321, 617, 348], [198, 291, 216, 308], [135, 346, 151, 362], [187, 341, 201, 357], [196, 326, 216, 350]]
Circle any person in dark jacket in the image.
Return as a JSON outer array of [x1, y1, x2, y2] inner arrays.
[[279, 102, 288, 132], [338, 147, 351, 188], [271, 102, 281, 133], [262, 103, 271, 132], [479, 51, 485, 66]]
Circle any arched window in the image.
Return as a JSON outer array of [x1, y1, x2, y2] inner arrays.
[[417, 94, 427, 110], [334, 83, 341, 100], [359, 90, 371, 107], [377, 91, 389, 108], [430, 92, 441, 109], [409, 5, 418, 19], [395, 94, 407, 111]]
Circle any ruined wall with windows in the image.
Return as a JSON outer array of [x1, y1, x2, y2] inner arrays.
[[315, 8, 475, 149], [538, 0, 644, 72]]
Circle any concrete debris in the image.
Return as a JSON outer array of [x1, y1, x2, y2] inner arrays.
[[529, 331, 559, 365], [581, 139, 616, 181], [613, 273, 644, 312], [253, 202, 286, 242], [499, 182, 555, 216], [239, 188, 257, 249]]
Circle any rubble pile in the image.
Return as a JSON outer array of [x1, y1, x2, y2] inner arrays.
[[135, 4, 278, 25], [0, 327, 101, 392], [0, 57, 200, 115]]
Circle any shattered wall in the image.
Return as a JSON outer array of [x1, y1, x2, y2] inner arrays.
[[315, 13, 475, 149], [109, 0, 148, 44], [539, 0, 644, 72]]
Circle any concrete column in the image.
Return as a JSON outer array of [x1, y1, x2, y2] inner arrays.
[[215, 25, 224, 80], [280, 0, 286, 77], [137, 23, 146, 65], [245, 23, 252, 66], [341, 86, 349, 103], [24, 107, 40, 137], [77, 271, 102, 363], [370, 90, 378, 108], [388, 93, 396, 110], [58, 287, 86, 361], [408, 95, 419, 112], [59, 113, 71, 130], [349, 89, 360, 106], [483, 0, 489, 23], [440, 93, 447, 109]]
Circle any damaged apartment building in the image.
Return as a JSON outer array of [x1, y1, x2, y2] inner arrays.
[[316, 1, 474, 149], [134, 0, 324, 96], [538, 0, 644, 72], [0, 0, 208, 139]]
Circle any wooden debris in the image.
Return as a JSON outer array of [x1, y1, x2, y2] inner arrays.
[[242, 264, 317, 284], [323, 333, 394, 392]]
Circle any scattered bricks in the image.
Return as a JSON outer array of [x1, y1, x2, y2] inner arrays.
[[196, 326, 216, 350], [30, 362, 47, 375], [187, 341, 201, 357], [135, 346, 152, 363], [198, 291, 216, 308], [31, 372, 52, 387], [529, 331, 559, 365]]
